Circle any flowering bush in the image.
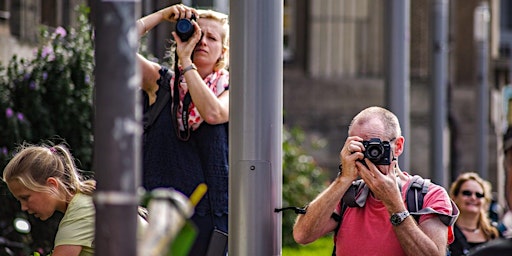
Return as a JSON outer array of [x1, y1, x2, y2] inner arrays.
[[0, 5, 94, 254], [0, 7, 94, 171]]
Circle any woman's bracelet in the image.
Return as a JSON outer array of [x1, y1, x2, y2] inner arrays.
[[182, 64, 197, 74]]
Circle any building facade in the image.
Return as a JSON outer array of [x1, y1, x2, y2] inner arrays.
[[1, 0, 511, 198]]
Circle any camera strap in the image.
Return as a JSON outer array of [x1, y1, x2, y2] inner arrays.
[[172, 52, 192, 141]]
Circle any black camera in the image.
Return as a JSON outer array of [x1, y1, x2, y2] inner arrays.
[[176, 15, 196, 42], [362, 138, 392, 165]]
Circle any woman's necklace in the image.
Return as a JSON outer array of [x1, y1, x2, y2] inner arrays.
[[458, 225, 480, 233]]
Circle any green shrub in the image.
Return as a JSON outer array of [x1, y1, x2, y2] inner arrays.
[[282, 126, 329, 247]]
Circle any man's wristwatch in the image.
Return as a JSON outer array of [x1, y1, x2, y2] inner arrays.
[[390, 210, 410, 226]]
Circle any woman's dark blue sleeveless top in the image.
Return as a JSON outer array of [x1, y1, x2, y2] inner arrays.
[[142, 67, 228, 216]]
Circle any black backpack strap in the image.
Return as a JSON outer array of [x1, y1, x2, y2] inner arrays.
[[331, 200, 348, 256], [406, 175, 430, 223], [332, 180, 363, 256], [143, 67, 173, 133], [342, 179, 368, 208], [406, 175, 459, 226]]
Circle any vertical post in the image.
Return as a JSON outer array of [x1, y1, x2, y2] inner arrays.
[[430, 0, 449, 187], [93, 1, 141, 255], [384, 0, 410, 170], [229, 0, 283, 255], [475, 1, 490, 179]]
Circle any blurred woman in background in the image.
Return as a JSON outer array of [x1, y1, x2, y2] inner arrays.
[[448, 172, 499, 255]]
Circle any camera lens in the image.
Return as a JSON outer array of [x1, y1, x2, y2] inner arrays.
[[366, 144, 383, 161], [176, 19, 194, 41], [177, 19, 193, 34]]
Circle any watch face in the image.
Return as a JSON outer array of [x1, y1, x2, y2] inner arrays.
[[391, 214, 401, 225]]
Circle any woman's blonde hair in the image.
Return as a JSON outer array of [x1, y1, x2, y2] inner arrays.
[[449, 172, 499, 239], [2, 143, 96, 202]]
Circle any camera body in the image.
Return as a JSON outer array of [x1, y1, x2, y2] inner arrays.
[[362, 138, 392, 165], [176, 15, 196, 42]]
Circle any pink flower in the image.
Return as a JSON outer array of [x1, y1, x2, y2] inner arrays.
[[5, 108, 13, 118], [55, 26, 67, 37], [41, 46, 55, 61], [17, 112, 24, 121], [42, 46, 51, 57]]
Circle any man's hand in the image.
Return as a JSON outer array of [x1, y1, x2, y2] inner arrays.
[[339, 136, 364, 182], [356, 159, 404, 212]]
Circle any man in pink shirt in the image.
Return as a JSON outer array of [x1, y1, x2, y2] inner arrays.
[[293, 106, 458, 256]]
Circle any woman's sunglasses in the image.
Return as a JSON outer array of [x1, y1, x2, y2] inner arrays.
[[461, 190, 485, 199]]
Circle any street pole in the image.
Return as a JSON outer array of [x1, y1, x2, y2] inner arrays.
[[430, 0, 449, 188], [474, 1, 490, 180], [384, 0, 410, 170], [93, 1, 141, 255], [230, 0, 283, 255]]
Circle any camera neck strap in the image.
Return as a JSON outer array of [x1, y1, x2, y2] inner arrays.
[[172, 52, 192, 141]]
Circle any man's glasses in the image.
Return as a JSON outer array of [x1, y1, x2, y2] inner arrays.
[[461, 190, 485, 199]]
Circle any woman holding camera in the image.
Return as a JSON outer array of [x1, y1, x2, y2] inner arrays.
[[136, 4, 229, 256]]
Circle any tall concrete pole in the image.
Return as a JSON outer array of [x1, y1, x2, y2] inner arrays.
[[475, 2, 490, 179], [430, 0, 449, 188], [384, 0, 410, 170], [229, 0, 283, 255], [93, 1, 141, 255]]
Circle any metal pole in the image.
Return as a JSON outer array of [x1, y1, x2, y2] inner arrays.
[[93, 1, 141, 255], [229, 0, 282, 255], [474, 1, 490, 180], [384, 0, 410, 170], [430, 0, 449, 187]]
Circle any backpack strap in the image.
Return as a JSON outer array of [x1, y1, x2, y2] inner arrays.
[[405, 175, 459, 227], [342, 179, 369, 208], [406, 175, 430, 222], [331, 180, 363, 256], [143, 67, 172, 133], [331, 199, 347, 256]]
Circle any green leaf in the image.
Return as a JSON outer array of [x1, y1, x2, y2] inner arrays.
[[168, 220, 198, 256]]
